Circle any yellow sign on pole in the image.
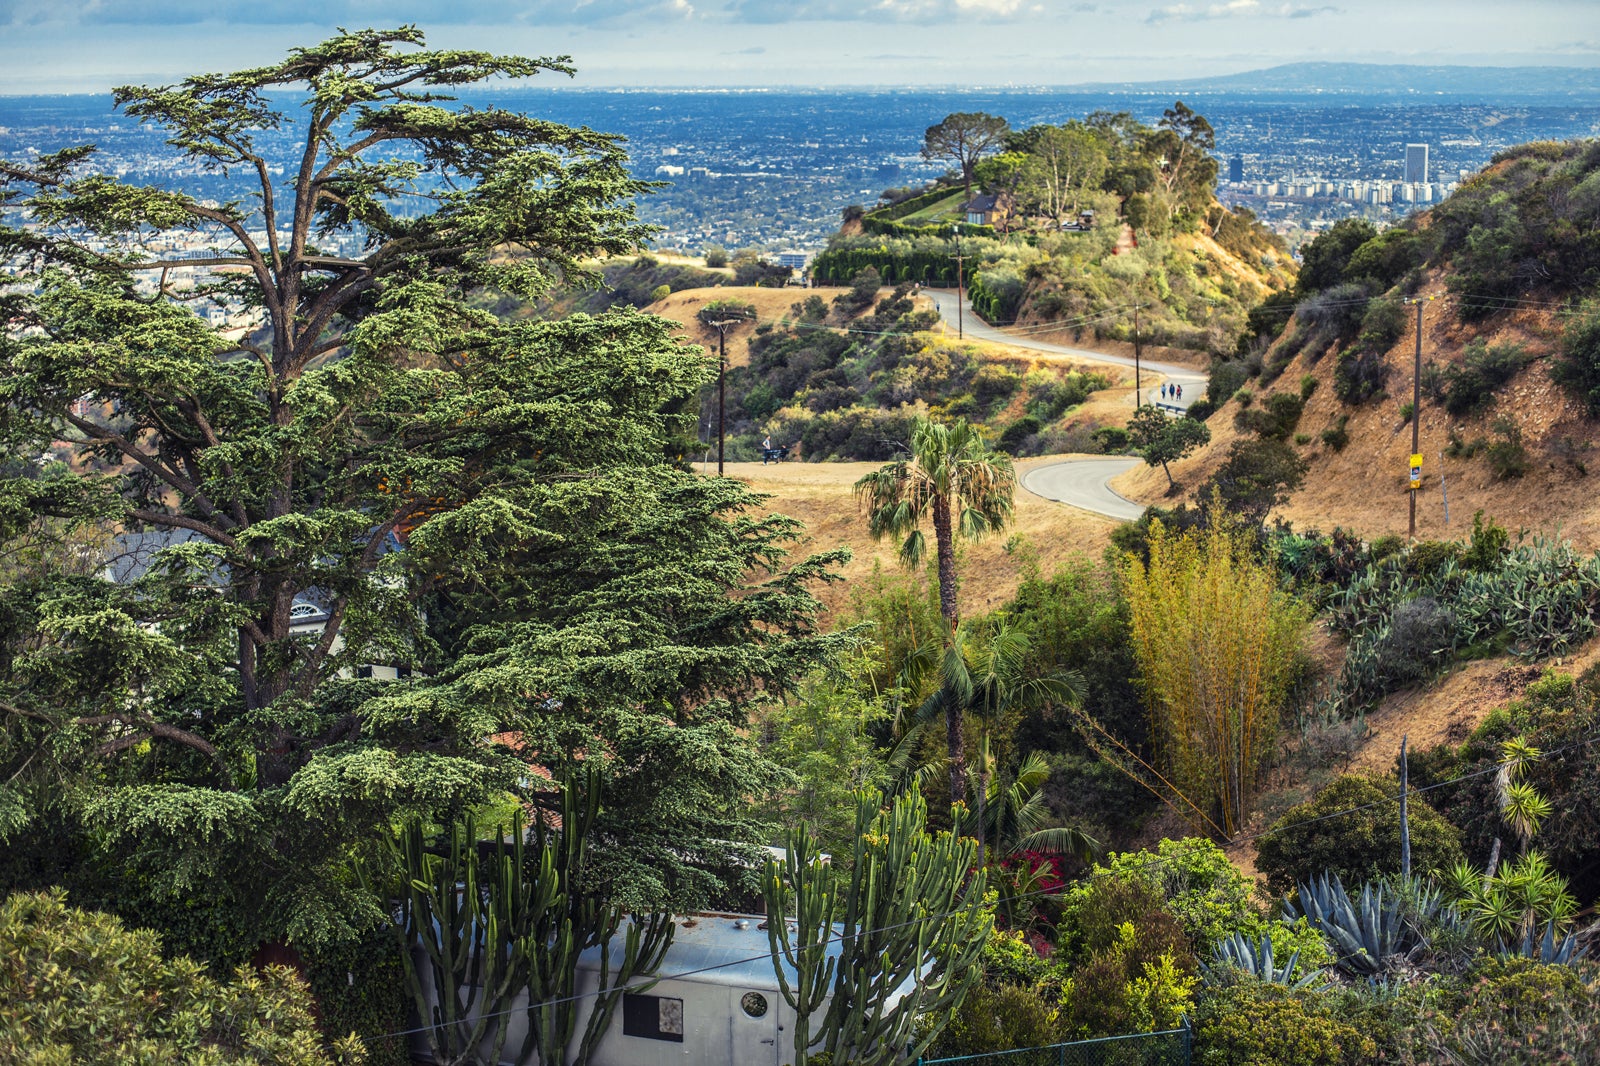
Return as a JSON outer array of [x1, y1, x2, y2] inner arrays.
[[1409, 453, 1423, 490]]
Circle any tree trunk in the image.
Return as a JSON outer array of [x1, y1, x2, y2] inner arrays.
[[932, 497, 965, 805]]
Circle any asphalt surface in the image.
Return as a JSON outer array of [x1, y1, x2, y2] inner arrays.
[[925, 288, 1208, 521]]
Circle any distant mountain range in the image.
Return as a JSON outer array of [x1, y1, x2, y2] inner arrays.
[[1074, 62, 1600, 96]]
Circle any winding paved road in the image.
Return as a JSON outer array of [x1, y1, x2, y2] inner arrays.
[[924, 288, 1208, 521]]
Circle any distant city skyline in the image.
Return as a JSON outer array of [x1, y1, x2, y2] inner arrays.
[[0, 0, 1596, 94]]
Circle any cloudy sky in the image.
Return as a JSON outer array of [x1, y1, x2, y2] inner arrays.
[[0, 0, 1594, 93]]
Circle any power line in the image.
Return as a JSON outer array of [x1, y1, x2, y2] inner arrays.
[[355, 727, 1600, 1048]]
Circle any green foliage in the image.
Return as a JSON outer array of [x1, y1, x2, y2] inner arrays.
[[1200, 439, 1309, 523], [922, 112, 1011, 200], [756, 649, 892, 858], [1296, 219, 1379, 297], [1233, 391, 1306, 441], [377, 773, 674, 1066], [1254, 775, 1466, 895], [1435, 338, 1536, 416], [765, 786, 991, 1066], [304, 934, 408, 1066], [1462, 510, 1512, 572], [1059, 839, 1263, 960], [1194, 981, 1377, 1066], [704, 244, 729, 268], [1332, 345, 1391, 404], [1127, 404, 1211, 488], [650, 283, 671, 302], [1431, 140, 1600, 321], [1554, 298, 1600, 415], [1486, 415, 1531, 479], [1343, 226, 1425, 292], [1059, 913, 1197, 1039], [0, 890, 362, 1065], [1416, 669, 1600, 906], [1420, 957, 1600, 1065], [929, 980, 1062, 1058], [0, 32, 857, 961], [1205, 930, 1325, 989], [1283, 873, 1442, 977]]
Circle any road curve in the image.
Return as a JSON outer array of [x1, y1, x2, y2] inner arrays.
[[923, 288, 1207, 521], [1022, 457, 1147, 522]]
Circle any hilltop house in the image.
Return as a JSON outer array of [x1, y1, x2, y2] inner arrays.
[[961, 192, 1009, 228]]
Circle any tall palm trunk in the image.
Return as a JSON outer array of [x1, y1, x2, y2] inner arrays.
[[932, 496, 964, 805]]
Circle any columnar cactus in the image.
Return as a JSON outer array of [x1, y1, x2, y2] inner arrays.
[[766, 786, 991, 1066]]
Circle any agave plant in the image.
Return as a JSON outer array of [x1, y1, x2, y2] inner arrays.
[[1203, 930, 1324, 989], [1500, 920, 1590, 966], [1283, 873, 1436, 977]]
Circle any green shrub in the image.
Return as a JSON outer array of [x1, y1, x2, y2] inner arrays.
[[1461, 510, 1510, 572], [1194, 981, 1378, 1066], [999, 415, 1042, 453], [649, 283, 671, 302], [1333, 347, 1389, 404], [1554, 298, 1600, 415], [1254, 775, 1466, 895], [704, 244, 728, 268], [1235, 392, 1305, 441], [931, 980, 1062, 1057], [1319, 415, 1349, 451], [1061, 839, 1259, 958], [1235, 388, 1254, 407], [1294, 433, 1311, 445], [0, 890, 362, 1065], [1422, 957, 1600, 1065], [1202, 439, 1309, 522], [1092, 426, 1131, 453], [1208, 360, 1250, 406], [1356, 296, 1407, 355], [1299, 374, 1318, 401], [1398, 400, 1414, 422], [1486, 415, 1530, 479], [1442, 339, 1534, 416]]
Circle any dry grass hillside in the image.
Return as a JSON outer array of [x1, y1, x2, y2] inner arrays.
[[647, 286, 850, 367], [713, 455, 1118, 624], [1112, 278, 1600, 550]]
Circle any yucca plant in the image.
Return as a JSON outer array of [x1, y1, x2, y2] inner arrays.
[[1203, 930, 1325, 989], [1443, 851, 1578, 944], [1283, 873, 1435, 977]]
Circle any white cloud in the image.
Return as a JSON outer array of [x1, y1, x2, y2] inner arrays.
[[1146, 0, 1338, 22]]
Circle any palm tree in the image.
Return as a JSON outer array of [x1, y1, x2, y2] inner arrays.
[[889, 618, 1091, 862], [855, 417, 1017, 803]]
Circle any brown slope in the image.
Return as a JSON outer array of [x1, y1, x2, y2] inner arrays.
[[1112, 278, 1600, 550]]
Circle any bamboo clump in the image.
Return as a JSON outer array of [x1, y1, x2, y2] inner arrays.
[[1121, 515, 1311, 837]]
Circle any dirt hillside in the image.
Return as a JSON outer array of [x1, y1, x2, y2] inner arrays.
[[1112, 279, 1600, 551]]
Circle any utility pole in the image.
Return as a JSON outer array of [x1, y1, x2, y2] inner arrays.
[[702, 309, 751, 476], [1133, 302, 1143, 407], [949, 226, 965, 339], [1403, 296, 1433, 539]]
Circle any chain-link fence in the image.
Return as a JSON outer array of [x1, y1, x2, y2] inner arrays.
[[919, 1026, 1191, 1066]]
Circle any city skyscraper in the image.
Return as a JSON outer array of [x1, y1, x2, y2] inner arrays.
[[1229, 154, 1244, 183], [1405, 143, 1429, 183]]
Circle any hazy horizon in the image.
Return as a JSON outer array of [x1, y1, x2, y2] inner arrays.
[[1, 1, 1595, 94]]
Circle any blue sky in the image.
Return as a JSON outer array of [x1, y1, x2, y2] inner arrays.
[[0, 0, 1594, 92]]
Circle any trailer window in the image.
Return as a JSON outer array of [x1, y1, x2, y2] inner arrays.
[[622, 993, 685, 1042], [741, 992, 768, 1018]]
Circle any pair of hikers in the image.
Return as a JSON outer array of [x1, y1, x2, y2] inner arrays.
[[761, 435, 788, 465], [1160, 383, 1183, 401]]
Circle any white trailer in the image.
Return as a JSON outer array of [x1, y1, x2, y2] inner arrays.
[[410, 912, 902, 1066]]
